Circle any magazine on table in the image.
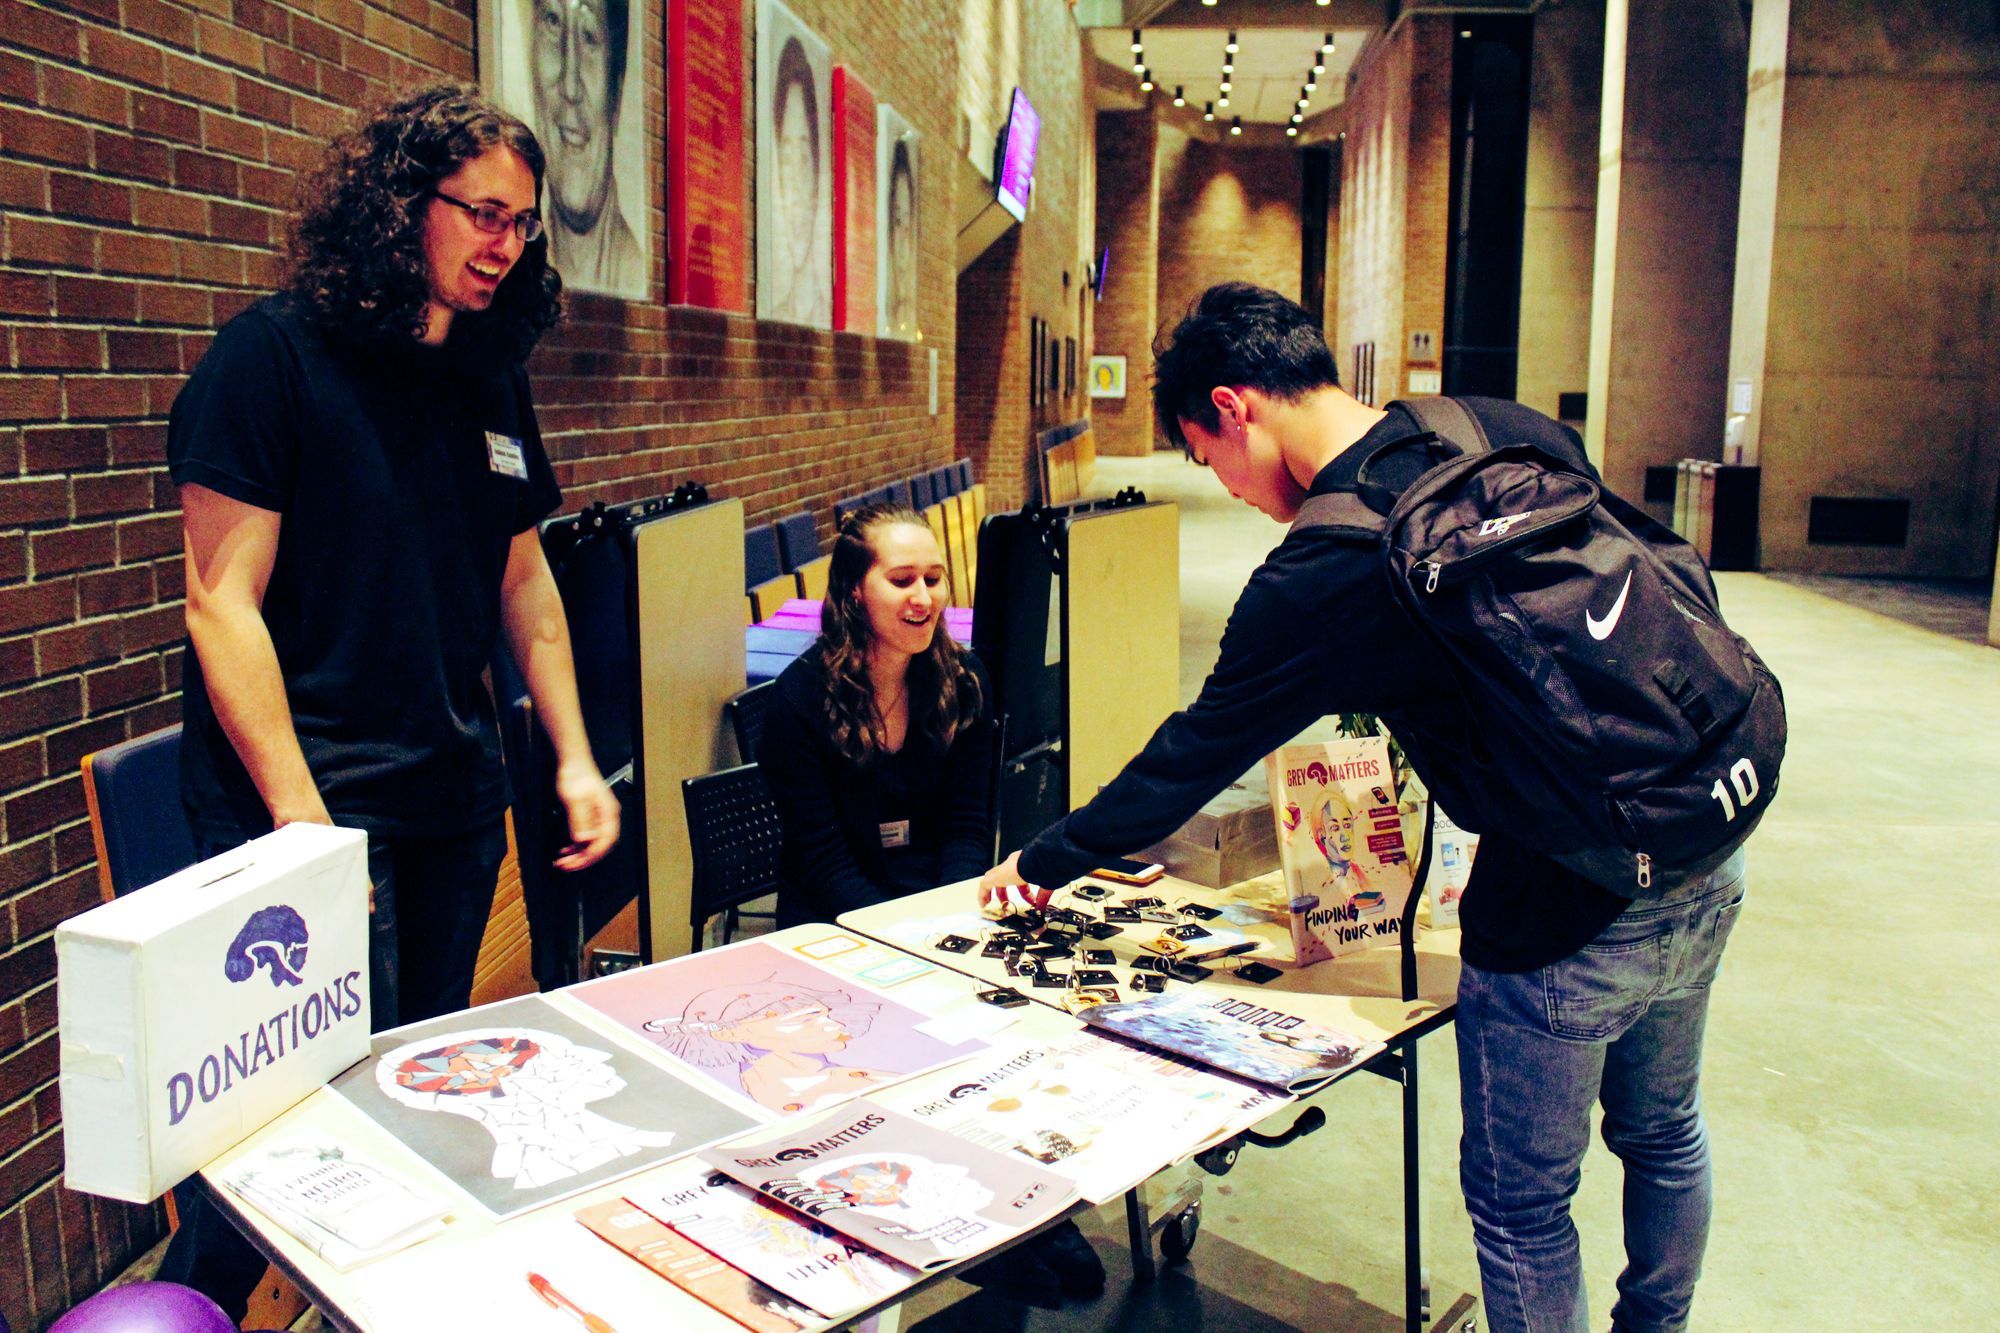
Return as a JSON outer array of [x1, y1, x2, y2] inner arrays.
[[699, 1102, 1078, 1270], [216, 1136, 449, 1272], [575, 1196, 818, 1333], [872, 1031, 1241, 1203], [627, 1160, 917, 1322], [1080, 989, 1384, 1095]]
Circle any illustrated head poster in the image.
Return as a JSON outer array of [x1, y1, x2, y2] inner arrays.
[[479, 0, 651, 298], [1266, 735, 1416, 964], [755, 0, 832, 327], [330, 994, 755, 1219], [569, 939, 989, 1118], [876, 103, 919, 341]]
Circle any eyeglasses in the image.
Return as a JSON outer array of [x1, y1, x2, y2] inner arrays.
[[430, 190, 544, 243]]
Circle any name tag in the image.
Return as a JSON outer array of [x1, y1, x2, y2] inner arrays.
[[878, 819, 911, 849], [485, 431, 529, 480]]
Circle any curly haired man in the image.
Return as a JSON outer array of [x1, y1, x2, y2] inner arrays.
[[160, 85, 620, 1315]]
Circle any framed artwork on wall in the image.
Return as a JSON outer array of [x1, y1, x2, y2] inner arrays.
[[1064, 336, 1075, 398], [756, 0, 832, 328], [1088, 354, 1126, 399], [831, 67, 875, 334], [877, 104, 920, 342], [1029, 317, 1044, 408], [1046, 336, 1059, 401], [667, 0, 747, 310], [479, 0, 651, 299]]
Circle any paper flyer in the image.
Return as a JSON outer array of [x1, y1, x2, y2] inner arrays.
[[344, 1210, 739, 1332], [628, 1160, 917, 1321], [329, 994, 756, 1220], [1080, 989, 1384, 1095], [699, 1103, 1078, 1269], [575, 1197, 817, 1333], [216, 1137, 448, 1272], [1266, 736, 1417, 963], [569, 939, 990, 1118], [873, 1031, 1241, 1203]]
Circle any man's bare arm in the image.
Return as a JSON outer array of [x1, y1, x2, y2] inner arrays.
[[181, 483, 330, 827]]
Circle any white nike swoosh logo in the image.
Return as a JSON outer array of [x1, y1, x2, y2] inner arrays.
[[1586, 570, 1634, 641]]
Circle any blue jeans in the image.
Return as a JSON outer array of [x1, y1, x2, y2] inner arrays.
[[1456, 853, 1746, 1333]]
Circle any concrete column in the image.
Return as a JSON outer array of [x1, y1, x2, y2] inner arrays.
[[1726, 0, 2000, 578], [1582, 0, 1745, 506], [1515, 0, 1603, 424], [1092, 111, 1161, 455]]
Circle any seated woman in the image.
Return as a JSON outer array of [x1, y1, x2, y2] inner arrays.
[[758, 503, 997, 927], [756, 503, 1102, 1304]]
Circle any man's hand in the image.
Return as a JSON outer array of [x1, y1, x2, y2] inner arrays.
[[268, 792, 334, 830], [553, 758, 620, 871], [978, 851, 1052, 914]]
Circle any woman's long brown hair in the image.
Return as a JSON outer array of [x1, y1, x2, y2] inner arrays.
[[817, 504, 983, 764]]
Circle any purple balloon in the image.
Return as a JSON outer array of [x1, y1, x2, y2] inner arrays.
[[50, 1282, 235, 1333]]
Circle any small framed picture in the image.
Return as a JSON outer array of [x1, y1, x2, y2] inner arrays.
[[1088, 354, 1127, 399]]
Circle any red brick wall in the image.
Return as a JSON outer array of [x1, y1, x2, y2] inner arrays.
[[951, 0, 1090, 510], [1089, 109, 1156, 455], [1156, 128, 1304, 353], [0, 0, 1086, 1322], [1336, 15, 1452, 404]]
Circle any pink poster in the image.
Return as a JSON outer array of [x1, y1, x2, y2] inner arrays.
[[568, 940, 988, 1118], [832, 66, 877, 334]]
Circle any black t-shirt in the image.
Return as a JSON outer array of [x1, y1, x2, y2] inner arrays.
[[167, 295, 562, 841], [1017, 398, 1628, 973], [758, 649, 998, 927]]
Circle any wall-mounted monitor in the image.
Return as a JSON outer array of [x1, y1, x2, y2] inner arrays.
[[994, 87, 1040, 222]]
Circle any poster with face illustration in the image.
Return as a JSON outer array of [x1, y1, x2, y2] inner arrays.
[[876, 103, 918, 341], [1265, 735, 1415, 965], [755, 0, 831, 327], [330, 994, 755, 1218], [479, 0, 650, 299], [568, 939, 990, 1118]]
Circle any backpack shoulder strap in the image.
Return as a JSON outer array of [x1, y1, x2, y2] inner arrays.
[[1288, 490, 1385, 539], [1394, 396, 1491, 457]]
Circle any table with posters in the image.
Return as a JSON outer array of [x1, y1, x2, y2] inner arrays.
[[839, 869, 1464, 1333], [194, 922, 1301, 1333]]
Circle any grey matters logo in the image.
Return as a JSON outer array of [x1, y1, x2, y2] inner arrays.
[[223, 905, 311, 988]]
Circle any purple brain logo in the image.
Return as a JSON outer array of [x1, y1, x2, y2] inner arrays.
[[223, 905, 310, 987]]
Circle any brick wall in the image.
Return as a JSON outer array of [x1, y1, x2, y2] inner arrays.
[[1336, 15, 1452, 405], [1089, 109, 1155, 455], [0, 0, 1084, 1323], [951, 0, 1089, 510], [1156, 127, 1304, 352]]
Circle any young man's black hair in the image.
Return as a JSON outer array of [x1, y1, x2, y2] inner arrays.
[[1151, 281, 1341, 454]]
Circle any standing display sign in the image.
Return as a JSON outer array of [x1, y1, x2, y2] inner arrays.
[[1266, 736, 1416, 964], [756, 0, 832, 328], [479, 0, 650, 299], [876, 104, 919, 341], [831, 67, 877, 334], [668, 0, 748, 310], [58, 824, 372, 1203]]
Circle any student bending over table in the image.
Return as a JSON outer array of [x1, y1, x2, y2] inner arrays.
[[756, 504, 1102, 1305]]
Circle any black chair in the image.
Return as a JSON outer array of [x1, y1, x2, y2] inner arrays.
[[722, 679, 777, 767], [82, 725, 200, 901], [682, 763, 784, 947]]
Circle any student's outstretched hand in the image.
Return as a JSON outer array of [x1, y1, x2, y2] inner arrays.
[[978, 851, 1052, 915]]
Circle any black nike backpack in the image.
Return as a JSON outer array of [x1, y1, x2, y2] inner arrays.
[[1291, 397, 1786, 897]]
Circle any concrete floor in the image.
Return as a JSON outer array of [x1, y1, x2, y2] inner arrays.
[[899, 452, 2000, 1330]]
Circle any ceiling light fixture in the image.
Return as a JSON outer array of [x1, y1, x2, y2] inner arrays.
[[1173, 85, 1185, 106], [1322, 33, 1335, 53], [1229, 116, 1242, 136], [1131, 27, 1142, 52], [1226, 30, 1239, 54], [1140, 69, 1154, 91], [1286, 125, 1299, 136], [1203, 101, 1215, 122]]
